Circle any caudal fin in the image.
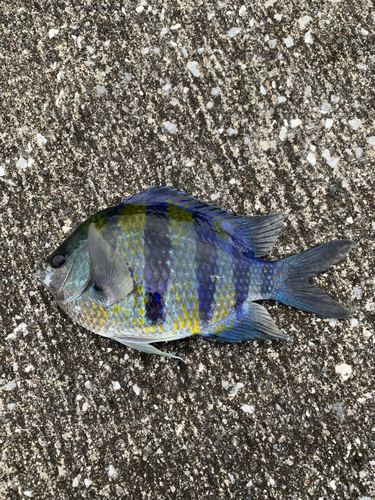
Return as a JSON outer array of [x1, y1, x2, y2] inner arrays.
[[273, 240, 357, 318]]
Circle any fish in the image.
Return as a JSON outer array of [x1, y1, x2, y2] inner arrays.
[[36, 187, 357, 360]]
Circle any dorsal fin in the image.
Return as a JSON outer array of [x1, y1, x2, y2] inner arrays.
[[118, 187, 286, 257]]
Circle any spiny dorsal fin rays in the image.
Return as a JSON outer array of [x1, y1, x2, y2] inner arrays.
[[88, 223, 133, 308], [118, 186, 287, 256]]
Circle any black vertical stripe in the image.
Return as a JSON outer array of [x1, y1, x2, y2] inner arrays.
[[144, 204, 171, 324]]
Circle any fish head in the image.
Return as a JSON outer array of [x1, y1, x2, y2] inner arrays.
[[36, 226, 92, 304]]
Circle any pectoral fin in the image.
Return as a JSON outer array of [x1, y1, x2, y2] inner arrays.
[[116, 339, 184, 361], [88, 223, 133, 308]]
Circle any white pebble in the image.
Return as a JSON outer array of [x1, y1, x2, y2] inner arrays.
[[367, 136, 375, 145], [269, 67, 278, 77], [355, 147, 363, 159], [329, 480, 336, 490], [284, 36, 294, 47], [335, 364, 352, 381], [84, 381, 94, 390], [304, 86, 311, 95], [141, 47, 149, 55], [348, 119, 361, 130], [278, 96, 286, 103], [37, 133, 47, 144], [16, 158, 28, 169], [307, 153, 316, 165], [229, 383, 245, 397], [260, 85, 267, 95], [241, 404, 254, 414], [84, 478, 92, 488], [291, 119, 302, 128], [211, 87, 221, 96], [96, 85, 106, 95], [269, 477, 277, 487], [356, 63, 367, 70], [207, 13, 215, 21], [360, 28, 369, 36], [346, 216, 353, 224], [124, 72, 132, 81], [72, 477, 79, 487], [298, 16, 312, 29], [328, 157, 340, 168], [62, 226, 72, 233], [305, 30, 313, 44], [206, 101, 214, 109], [170, 23, 181, 30], [136, 5, 144, 13], [279, 127, 287, 141], [353, 287, 362, 300], [210, 192, 220, 201], [268, 39, 277, 48], [133, 383, 141, 395], [108, 465, 118, 479], [320, 102, 332, 114], [0, 166, 4, 176], [49, 28, 59, 39], [350, 318, 358, 327], [239, 6, 246, 16], [227, 27, 242, 38], [7, 403, 17, 411], [226, 127, 237, 136], [325, 118, 334, 129], [228, 178, 236, 184], [186, 61, 201, 77], [2, 381, 16, 391], [162, 83, 171, 94], [322, 149, 331, 161], [265, 0, 278, 7], [162, 121, 177, 134], [112, 381, 121, 391]]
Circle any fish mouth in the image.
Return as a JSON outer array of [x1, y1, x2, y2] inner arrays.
[[35, 261, 72, 294]]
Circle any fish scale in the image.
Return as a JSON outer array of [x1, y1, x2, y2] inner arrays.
[[36, 187, 357, 360]]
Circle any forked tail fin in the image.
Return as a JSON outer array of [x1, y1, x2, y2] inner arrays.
[[273, 240, 357, 318]]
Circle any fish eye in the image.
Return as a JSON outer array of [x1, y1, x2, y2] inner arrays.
[[51, 254, 66, 269]]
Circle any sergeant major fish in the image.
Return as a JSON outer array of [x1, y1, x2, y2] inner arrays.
[[36, 187, 357, 360]]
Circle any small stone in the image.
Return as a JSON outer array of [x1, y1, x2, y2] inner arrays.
[[260, 85, 267, 95], [226, 128, 237, 136], [305, 30, 313, 44], [290, 119, 302, 128], [124, 72, 132, 82], [367, 136, 375, 145], [16, 158, 28, 169], [241, 405, 254, 414], [348, 119, 361, 130], [37, 133, 47, 144], [268, 39, 277, 48], [112, 381, 121, 390], [227, 27, 242, 38], [108, 464, 118, 479], [284, 36, 294, 47], [353, 287, 362, 300], [84, 478, 92, 488], [298, 16, 312, 29], [307, 153, 316, 165], [325, 118, 334, 129], [229, 383, 244, 397], [320, 102, 332, 114], [335, 364, 352, 381], [186, 61, 201, 77], [0, 166, 4, 176], [49, 28, 59, 39], [133, 383, 141, 395], [162, 121, 177, 134], [96, 85, 106, 95], [211, 87, 221, 96], [239, 6, 246, 16], [72, 477, 79, 487], [355, 147, 363, 159], [350, 318, 358, 327]]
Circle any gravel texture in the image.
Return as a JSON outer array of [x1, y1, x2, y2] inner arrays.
[[1, 0, 375, 498]]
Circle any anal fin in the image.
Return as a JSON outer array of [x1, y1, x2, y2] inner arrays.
[[202, 302, 290, 342]]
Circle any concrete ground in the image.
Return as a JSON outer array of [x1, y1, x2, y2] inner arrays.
[[1, 0, 374, 498]]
